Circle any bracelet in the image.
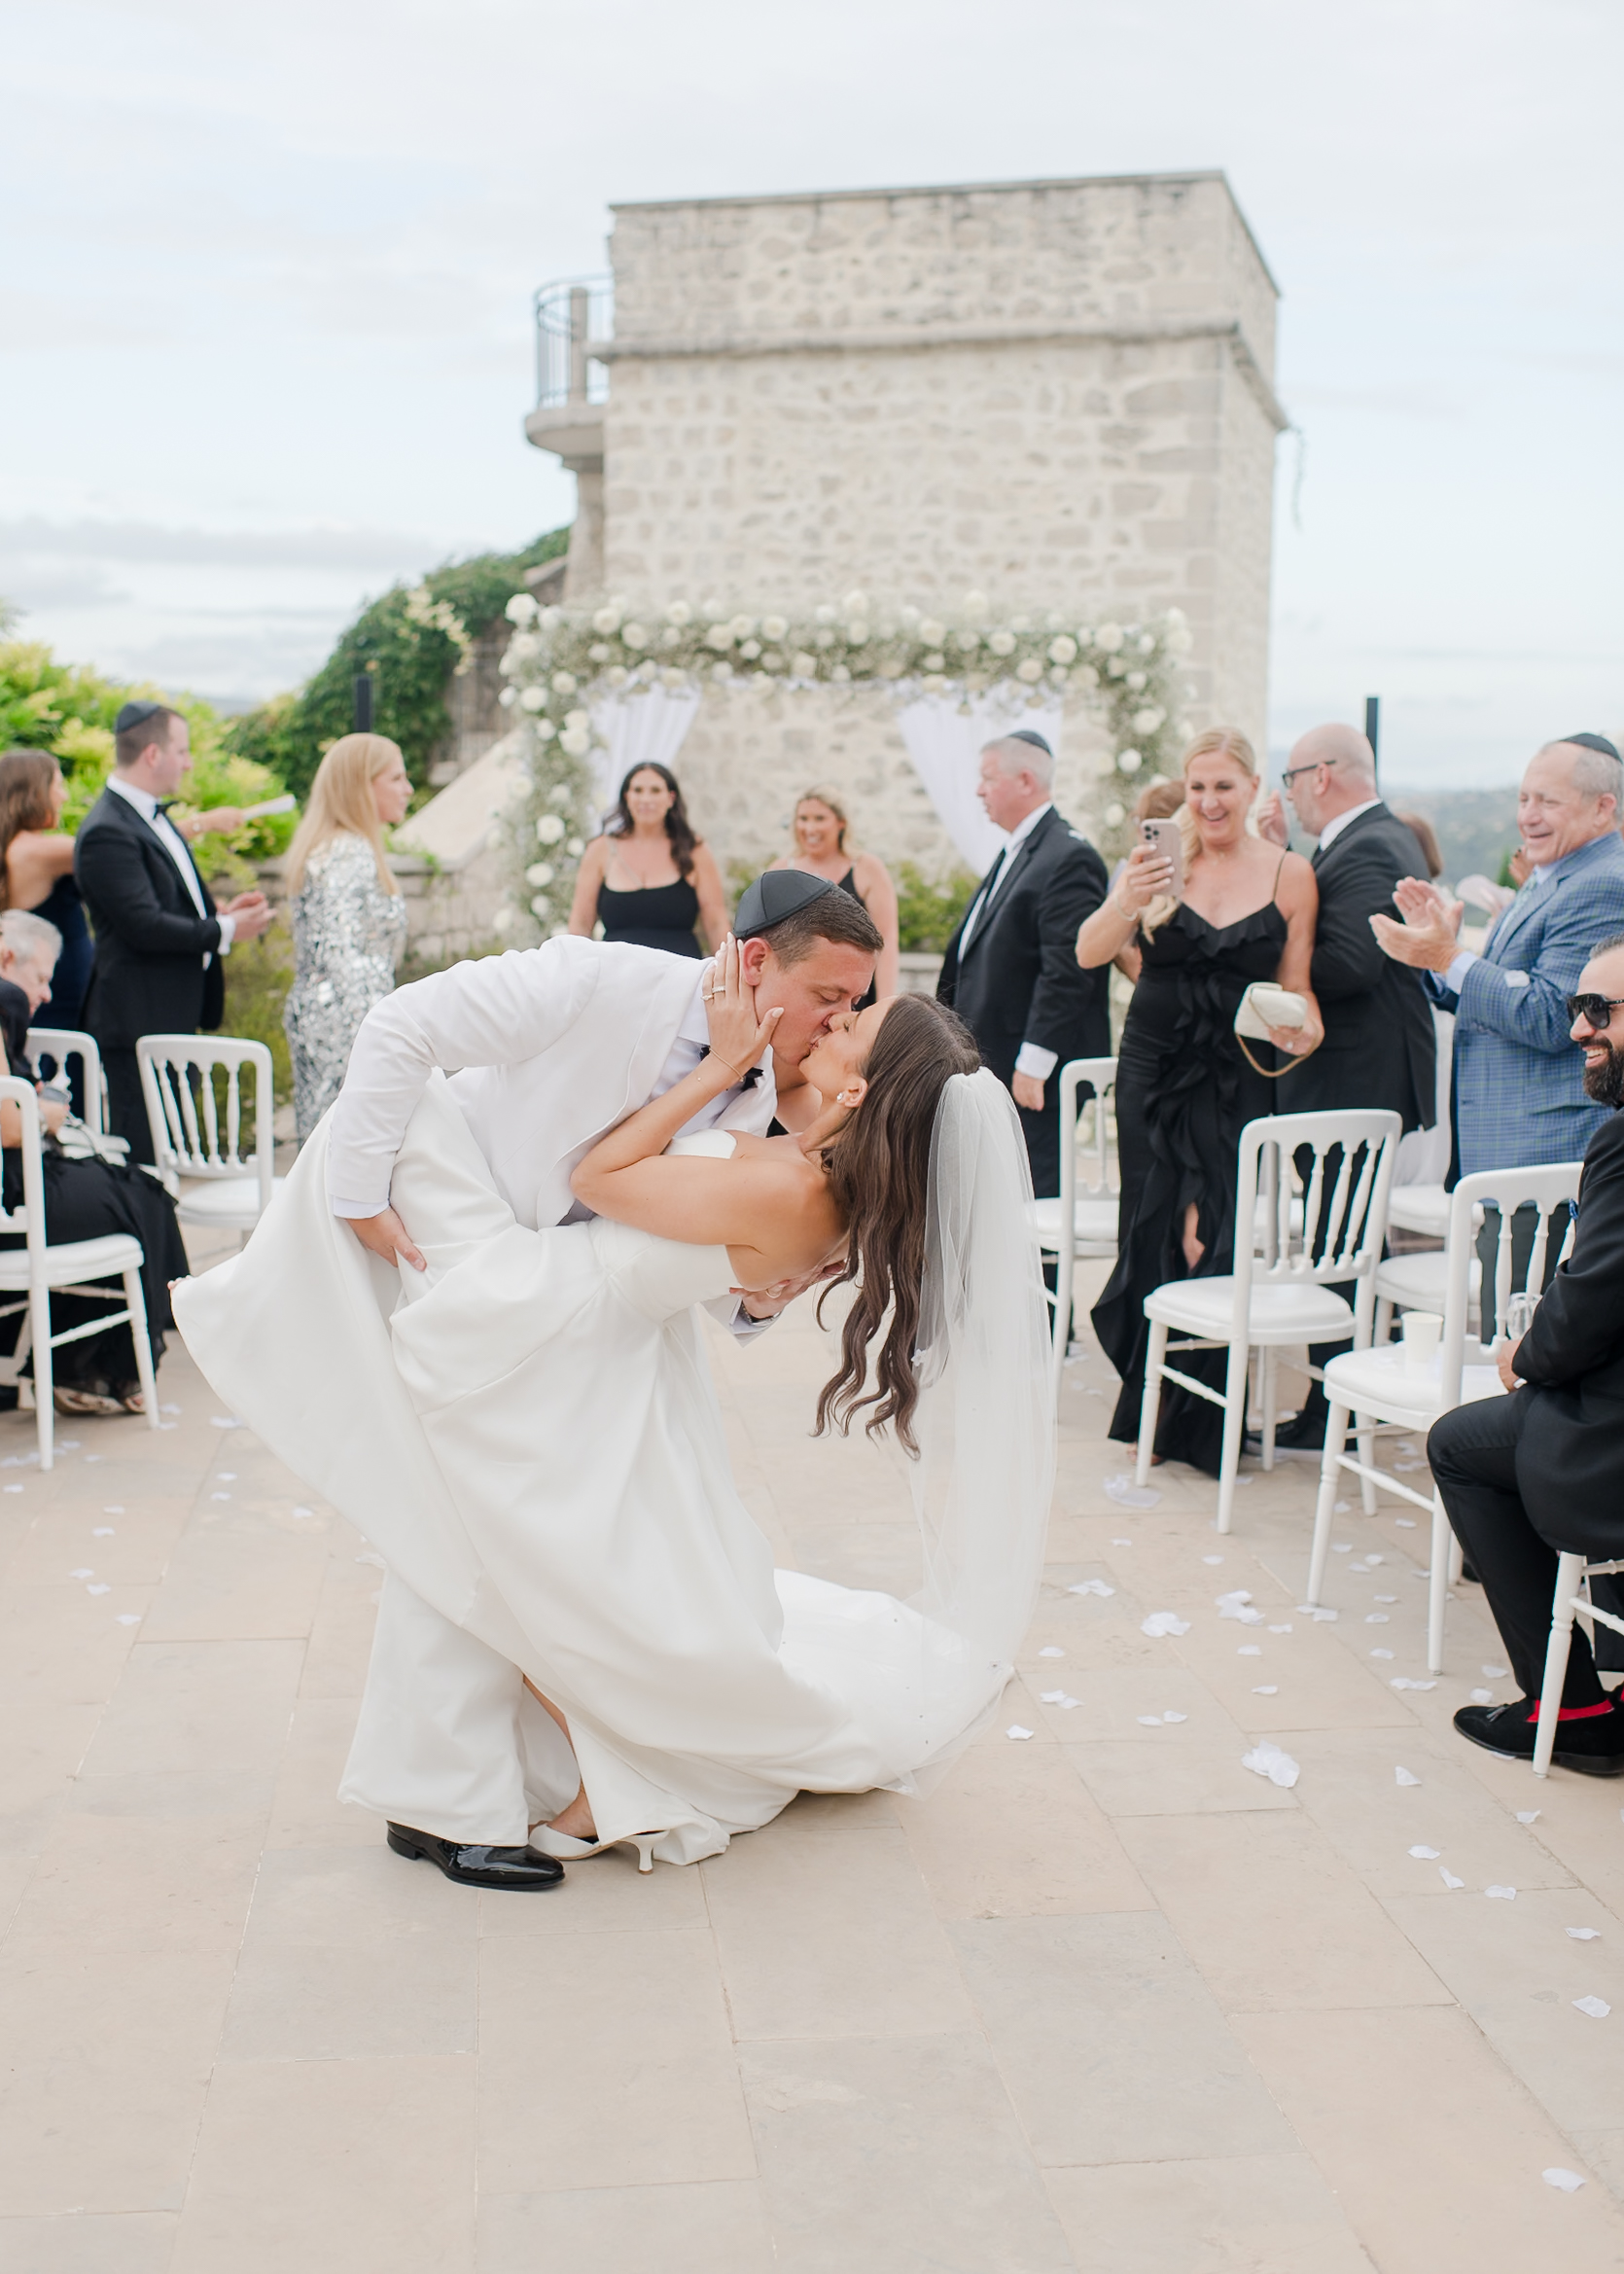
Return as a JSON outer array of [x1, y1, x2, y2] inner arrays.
[[1112, 893, 1138, 921]]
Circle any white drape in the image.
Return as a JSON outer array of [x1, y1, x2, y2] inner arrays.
[[895, 692, 1066, 873], [587, 684, 702, 822]]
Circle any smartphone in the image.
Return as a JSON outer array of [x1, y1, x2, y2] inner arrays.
[[1139, 817, 1183, 899]]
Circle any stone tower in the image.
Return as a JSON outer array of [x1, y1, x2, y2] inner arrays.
[[526, 171, 1283, 874]]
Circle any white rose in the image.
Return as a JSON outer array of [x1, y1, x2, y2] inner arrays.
[[499, 687, 517, 709], [1015, 657, 1043, 684], [658, 625, 682, 649], [661, 666, 689, 691], [711, 661, 733, 683], [525, 862, 556, 888], [1132, 705, 1166, 734], [559, 728, 590, 757], [988, 630, 1017, 657], [551, 670, 577, 693], [814, 627, 836, 649], [921, 652, 946, 673], [1138, 633, 1155, 655], [504, 632, 540, 663], [704, 622, 733, 650], [1116, 750, 1143, 774], [917, 618, 946, 647], [518, 687, 547, 712], [1125, 670, 1147, 692], [533, 718, 557, 741], [539, 606, 563, 630], [1094, 623, 1124, 654], [842, 588, 869, 615], [620, 622, 649, 650], [591, 605, 620, 635], [899, 605, 921, 628], [728, 614, 755, 640], [605, 665, 628, 688], [547, 783, 573, 806], [846, 622, 870, 646], [504, 592, 538, 625], [535, 813, 566, 845], [830, 663, 851, 683], [1074, 664, 1100, 691], [953, 628, 980, 653], [961, 588, 988, 616], [760, 649, 784, 670], [566, 836, 583, 855], [587, 642, 611, 664], [738, 637, 761, 659], [1049, 666, 1070, 686], [493, 905, 517, 933], [790, 651, 818, 676], [1047, 634, 1077, 665], [530, 893, 551, 918], [664, 600, 691, 625], [564, 709, 588, 730], [1104, 801, 1126, 828], [761, 615, 788, 641]]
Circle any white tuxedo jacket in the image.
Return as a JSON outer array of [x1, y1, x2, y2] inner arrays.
[[326, 938, 778, 1227]]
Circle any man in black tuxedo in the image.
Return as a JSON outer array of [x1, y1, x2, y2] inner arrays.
[[75, 701, 271, 1163], [1427, 935, 1624, 1772], [936, 730, 1110, 1196], [1257, 723, 1437, 1445]]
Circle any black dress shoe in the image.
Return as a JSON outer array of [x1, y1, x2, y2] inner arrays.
[[1453, 1697, 1624, 1776], [386, 1822, 564, 1888]]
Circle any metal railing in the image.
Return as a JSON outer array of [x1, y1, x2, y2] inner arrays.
[[534, 273, 613, 409]]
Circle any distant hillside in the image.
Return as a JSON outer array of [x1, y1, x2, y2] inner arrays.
[[1382, 784, 1520, 886]]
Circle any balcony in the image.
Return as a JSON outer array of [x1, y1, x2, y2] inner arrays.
[[524, 272, 612, 471]]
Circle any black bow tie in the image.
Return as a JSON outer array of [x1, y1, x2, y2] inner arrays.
[[698, 1046, 762, 1091]]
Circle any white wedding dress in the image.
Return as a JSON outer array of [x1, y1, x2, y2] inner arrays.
[[174, 1070, 1052, 1866]]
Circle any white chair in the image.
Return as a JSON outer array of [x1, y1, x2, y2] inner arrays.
[[24, 1027, 109, 1135], [1028, 1056, 1118, 1401], [137, 1036, 279, 1241], [1136, 1109, 1401, 1533], [1387, 1185, 1451, 1240], [1535, 1558, 1624, 1777], [1306, 1161, 1581, 1671], [0, 1078, 158, 1469]]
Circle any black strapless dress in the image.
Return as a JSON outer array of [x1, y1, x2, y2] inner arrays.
[[1091, 897, 1289, 1475], [30, 872, 92, 1033], [597, 876, 701, 957]]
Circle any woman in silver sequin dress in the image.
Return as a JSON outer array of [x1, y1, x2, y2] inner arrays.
[[283, 734, 411, 1143]]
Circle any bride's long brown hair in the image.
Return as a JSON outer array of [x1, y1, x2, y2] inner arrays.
[[814, 994, 980, 1455]]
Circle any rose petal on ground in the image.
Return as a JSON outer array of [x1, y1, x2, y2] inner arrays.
[[1409, 1845, 1441, 1859], [1567, 1928, 1601, 1939], [1104, 1475, 1161, 1508], [1141, 1611, 1190, 1637], [1006, 1725, 1034, 1741], [1241, 1740, 1300, 1788], [1573, 1996, 1610, 2019], [1440, 1867, 1465, 1888], [1486, 1885, 1517, 1901], [1543, 2169, 1585, 2191], [1395, 1766, 1422, 1786]]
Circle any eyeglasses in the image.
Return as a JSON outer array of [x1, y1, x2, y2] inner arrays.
[[1279, 758, 1336, 786], [1566, 993, 1624, 1030]]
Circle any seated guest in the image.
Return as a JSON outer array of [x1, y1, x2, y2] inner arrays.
[[566, 764, 728, 957], [75, 700, 272, 1164], [1372, 734, 1624, 1176], [0, 909, 189, 1417], [1430, 933, 1624, 1772]]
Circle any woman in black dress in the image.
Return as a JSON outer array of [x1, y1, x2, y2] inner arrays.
[[1079, 730, 1321, 1474], [0, 750, 93, 1033], [567, 764, 729, 957], [769, 790, 900, 1008], [0, 907, 189, 1416]]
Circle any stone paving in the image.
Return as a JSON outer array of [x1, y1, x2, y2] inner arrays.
[[5, 1245, 1624, 2271]]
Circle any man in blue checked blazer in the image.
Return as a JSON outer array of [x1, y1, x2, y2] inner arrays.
[[1372, 734, 1624, 1175]]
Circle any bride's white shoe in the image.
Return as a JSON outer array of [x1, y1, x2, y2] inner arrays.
[[530, 1823, 662, 1873]]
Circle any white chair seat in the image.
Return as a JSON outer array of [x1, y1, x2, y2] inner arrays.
[[1028, 1194, 1118, 1253], [1145, 1275, 1357, 1345], [0, 1232, 145, 1290], [1388, 1183, 1451, 1238], [1373, 1249, 1478, 1314], [1322, 1340, 1503, 1426], [175, 1175, 286, 1226]]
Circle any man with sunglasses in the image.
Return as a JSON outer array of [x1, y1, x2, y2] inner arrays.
[[1426, 936, 1624, 1771]]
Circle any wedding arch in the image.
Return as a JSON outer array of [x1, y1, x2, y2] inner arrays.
[[489, 589, 1193, 942]]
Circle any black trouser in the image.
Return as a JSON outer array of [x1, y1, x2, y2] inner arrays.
[[1428, 1393, 1606, 1707], [1016, 1084, 1061, 1201], [100, 1046, 155, 1166]]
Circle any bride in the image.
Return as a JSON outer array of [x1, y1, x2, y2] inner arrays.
[[175, 942, 1052, 1873]]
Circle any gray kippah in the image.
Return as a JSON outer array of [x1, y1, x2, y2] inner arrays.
[[1560, 732, 1622, 764], [734, 869, 840, 938]]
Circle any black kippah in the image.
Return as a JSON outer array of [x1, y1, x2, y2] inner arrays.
[[1559, 732, 1621, 764], [1005, 728, 1053, 758], [113, 698, 167, 733], [734, 869, 840, 939]]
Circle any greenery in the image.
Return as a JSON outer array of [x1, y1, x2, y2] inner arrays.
[[225, 529, 570, 799], [1384, 784, 1521, 890], [219, 925, 296, 1098], [894, 860, 979, 953]]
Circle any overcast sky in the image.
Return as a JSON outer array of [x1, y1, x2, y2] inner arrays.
[[6, 0, 1621, 785]]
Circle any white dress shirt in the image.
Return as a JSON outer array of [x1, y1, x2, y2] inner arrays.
[[957, 802, 1059, 1083], [1314, 797, 1383, 854], [107, 775, 233, 955]]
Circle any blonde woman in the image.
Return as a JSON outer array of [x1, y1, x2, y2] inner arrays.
[[1077, 729, 1321, 1473], [283, 734, 411, 1142], [769, 790, 900, 1002]]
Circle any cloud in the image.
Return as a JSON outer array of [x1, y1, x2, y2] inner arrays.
[[1288, 384, 1466, 422], [0, 518, 436, 571]]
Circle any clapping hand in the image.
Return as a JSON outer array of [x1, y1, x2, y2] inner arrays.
[[703, 935, 782, 1082], [1369, 875, 1464, 975]]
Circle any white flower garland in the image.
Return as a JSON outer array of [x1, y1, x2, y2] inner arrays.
[[489, 588, 1195, 944]]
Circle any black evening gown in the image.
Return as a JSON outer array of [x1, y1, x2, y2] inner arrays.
[[28, 873, 93, 1032], [0, 978, 188, 1393], [597, 876, 702, 956], [1091, 898, 1288, 1475]]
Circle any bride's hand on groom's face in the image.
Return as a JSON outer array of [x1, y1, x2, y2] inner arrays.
[[704, 935, 782, 1081]]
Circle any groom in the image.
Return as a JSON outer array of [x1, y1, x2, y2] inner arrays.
[[330, 871, 883, 1888]]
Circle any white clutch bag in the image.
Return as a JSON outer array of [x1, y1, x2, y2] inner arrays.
[[1232, 983, 1315, 1078]]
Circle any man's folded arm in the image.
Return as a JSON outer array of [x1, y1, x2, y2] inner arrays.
[[326, 942, 598, 1217]]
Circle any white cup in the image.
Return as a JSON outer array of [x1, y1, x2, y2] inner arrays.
[[1401, 1310, 1443, 1368]]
